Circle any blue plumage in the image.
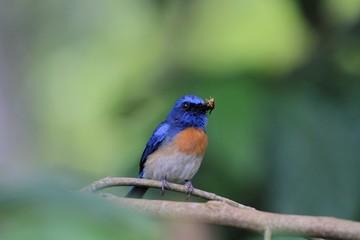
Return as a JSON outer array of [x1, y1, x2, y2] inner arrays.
[[139, 122, 170, 175], [126, 95, 214, 198]]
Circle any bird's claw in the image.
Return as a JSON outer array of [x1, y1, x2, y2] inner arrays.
[[184, 180, 194, 199], [161, 178, 169, 196]]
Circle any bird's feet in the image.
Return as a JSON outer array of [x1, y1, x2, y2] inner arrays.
[[184, 180, 194, 199], [160, 177, 169, 196]]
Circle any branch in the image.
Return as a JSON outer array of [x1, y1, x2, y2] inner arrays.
[[80, 177, 251, 209], [82, 177, 360, 240]]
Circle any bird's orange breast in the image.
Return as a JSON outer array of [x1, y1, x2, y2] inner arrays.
[[173, 127, 208, 156]]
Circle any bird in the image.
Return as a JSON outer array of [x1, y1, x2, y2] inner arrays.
[[125, 95, 215, 198]]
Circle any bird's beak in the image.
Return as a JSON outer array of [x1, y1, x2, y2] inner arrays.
[[204, 97, 215, 114], [196, 97, 215, 114]]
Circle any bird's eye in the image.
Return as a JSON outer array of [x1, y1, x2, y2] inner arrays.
[[182, 102, 189, 109]]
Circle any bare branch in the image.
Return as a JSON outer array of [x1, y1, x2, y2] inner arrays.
[[264, 227, 272, 240], [101, 193, 360, 240], [80, 177, 251, 209], [82, 177, 360, 240]]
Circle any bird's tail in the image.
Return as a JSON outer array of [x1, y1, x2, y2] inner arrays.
[[125, 186, 148, 198], [125, 171, 148, 198]]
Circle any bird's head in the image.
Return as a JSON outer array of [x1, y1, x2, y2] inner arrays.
[[167, 95, 215, 129]]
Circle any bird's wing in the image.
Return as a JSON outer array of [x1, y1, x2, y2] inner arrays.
[[139, 121, 170, 174]]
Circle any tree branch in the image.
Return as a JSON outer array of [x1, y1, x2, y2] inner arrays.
[[80, 176, 251, 209], [82, 177, 360, 240]]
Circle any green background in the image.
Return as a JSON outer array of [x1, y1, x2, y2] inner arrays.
[[1, 1, 360, 239]]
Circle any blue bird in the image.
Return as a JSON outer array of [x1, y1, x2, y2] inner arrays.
[[126, 95, 215, 198]]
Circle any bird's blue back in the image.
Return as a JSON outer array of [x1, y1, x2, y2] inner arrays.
[[139, 121, 170, 176]]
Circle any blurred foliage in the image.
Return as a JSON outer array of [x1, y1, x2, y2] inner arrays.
[[1, 0, 360, 239], [0, 177, 160, 240]]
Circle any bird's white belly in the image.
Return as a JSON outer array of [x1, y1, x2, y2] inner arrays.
[[143, 151, 203, 183]]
